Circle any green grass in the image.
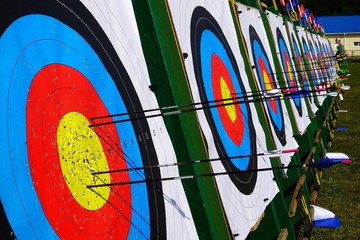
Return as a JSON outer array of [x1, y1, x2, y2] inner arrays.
[[312, 62, 360, 239]]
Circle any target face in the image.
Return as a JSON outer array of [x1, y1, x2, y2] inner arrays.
[[302, 37, 318, 87], [309, 39, 323, 86], [27, 63, 133, 238], [276, 28, 302, 117], [323, 41, 337, 76], [0, 7, 165, 240], [249, 25, 286, 146], [316, 41, 330, 80], [191, 6, 257, 195], [320, 42, 333, 79], [292, 34, 310, 92]]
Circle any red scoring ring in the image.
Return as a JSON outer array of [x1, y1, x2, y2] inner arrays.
[[258, 56, 277, 113], [297, 55, 308, 81], [211, 54, 244, 146], [26, 64, 131, 239], [306, 52, 316, 75], [282, 50, 296, 88]]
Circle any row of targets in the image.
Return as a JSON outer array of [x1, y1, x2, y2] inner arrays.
[[0, 0, 345, 239]]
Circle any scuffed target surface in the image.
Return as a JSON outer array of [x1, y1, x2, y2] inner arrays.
[[0, 0, 200, 238], [0, 14, 154, 239]]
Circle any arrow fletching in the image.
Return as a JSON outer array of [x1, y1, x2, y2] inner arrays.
[[264, 89, 282, 97], [307, 152, 351, 169], [341, 85, 350, 91]]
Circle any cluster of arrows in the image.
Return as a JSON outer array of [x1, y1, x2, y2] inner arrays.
[[0, 0, 353, 240], [88, 151, 351, 187]]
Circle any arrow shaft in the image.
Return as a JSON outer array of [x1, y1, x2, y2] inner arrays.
[[88, 164, 306, 188], [89, 92, 277, 127], [88, 157, 350, 188], [90, 89, 273, 122], [89, 92, 335, 127], [92, 149, 298, 175], [90, 63, 337, 123]]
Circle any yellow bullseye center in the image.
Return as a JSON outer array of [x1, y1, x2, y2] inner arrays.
[[220, 76, 236, 122], [286, 62, 294, 82], [263, 70, 272, 90], [57, 112, 111, 210]]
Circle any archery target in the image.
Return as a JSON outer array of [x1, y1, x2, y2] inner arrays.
[[236, 6, 288, 146], [315, 37, 332, 84], [310, 34, 333, 102], [167, 1, 279, 239], [286, 25, 311, 92], [249, 25, 286, 146], [312, 35, 327, 84], [277, 29, 300, 96], [303, 36, 320, 88], [306, 32, 325, 105], [323, 39, 338, 81], [293, 34, 310, 91], [302, 32, 325, 105], [0, 1, 198, 239], [266, 12, 311, 133], [1, 14, 157, 240], [295, 26, 320, 112], [321, 40, 337, 82], [277, 29, 305, 113], [191, 6, 257, 195], [309, 34, 329, 106], [320, 42, 333, 82], [237, 4, 300, 168], [289, 25, 318, 114]]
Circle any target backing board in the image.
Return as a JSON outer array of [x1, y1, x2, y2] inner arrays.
[[166, 0, 279, 239], [266, 11, 311, 134], [0, 0, 198, 239], [236, 4, 298, 168]]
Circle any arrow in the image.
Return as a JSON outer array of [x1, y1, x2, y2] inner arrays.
[[307, 158, 351, 169], [327, 85, 351, 91], [258, 63, 335, 86], [257, 75, 335, 95], [89, 90, 337, 128], [89, 89, 284, 127], [326, 92, 339, 97], [87, 153, 351, 188], [91, 148, 299, 175], [283, 88, 327, 97], [341, 85, 350, 91], [90, 88, 281, 122]]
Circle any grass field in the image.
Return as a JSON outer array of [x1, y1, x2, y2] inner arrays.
[[312, 61, 360, 239]]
